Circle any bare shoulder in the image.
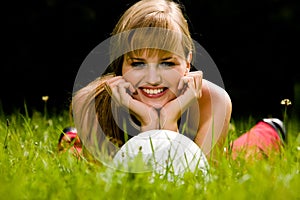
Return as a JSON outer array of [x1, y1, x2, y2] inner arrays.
[[201, 79, 232, 109]]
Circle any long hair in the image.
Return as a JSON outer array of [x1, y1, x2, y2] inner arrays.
[[72, 0, 194, 152]]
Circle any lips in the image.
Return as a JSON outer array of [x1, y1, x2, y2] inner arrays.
[[139, 87, 167, 98]]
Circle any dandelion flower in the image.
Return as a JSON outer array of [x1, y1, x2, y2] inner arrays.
[[42, 96, 49, 102], [280, 99, 292, 106]]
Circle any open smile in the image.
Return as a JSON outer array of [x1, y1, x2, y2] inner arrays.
[[139, 87, 168, 98]]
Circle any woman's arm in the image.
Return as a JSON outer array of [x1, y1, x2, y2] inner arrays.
[[159, 71, 203, 131], [194, 79, 232, 159]]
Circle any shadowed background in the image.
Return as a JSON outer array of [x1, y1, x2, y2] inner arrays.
[[2, 0, 299, 119]]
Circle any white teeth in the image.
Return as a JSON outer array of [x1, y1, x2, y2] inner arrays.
[[142, 88, 164, 95]]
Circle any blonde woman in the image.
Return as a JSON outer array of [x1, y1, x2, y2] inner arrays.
[[72, 0, 285, 165]]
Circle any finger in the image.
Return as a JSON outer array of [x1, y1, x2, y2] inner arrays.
[[191, 71, 203, 97], [187, 77, 196, 89], [185, 71, 203, 97], [178, 78, 185, 90], [116, 81, 136, 96], [178, 76, 191, 90], [110, 85, 121, 104], [117, 82, 134, 107], [104, 77, 124, 97], [194, 72, 203, 97], [105, 76, 123, 84], [183, 76, 195, 90], [109, 79, 127, 103], [107, 76, 137, 94], [127, 83, 137, 95], [104, 81, 113, 96]]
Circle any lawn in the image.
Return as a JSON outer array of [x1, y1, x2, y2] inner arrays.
[[0, 105, 299, 200]]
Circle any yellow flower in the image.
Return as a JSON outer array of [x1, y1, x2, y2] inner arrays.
[[42, 96, 49, 102], [280, 99, 292, 106]]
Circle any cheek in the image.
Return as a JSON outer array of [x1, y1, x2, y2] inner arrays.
[[163, 69, 184, 85], [123, 69, 144, 85]]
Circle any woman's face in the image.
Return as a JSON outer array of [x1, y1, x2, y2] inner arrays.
[[122, 50, 190, 109]]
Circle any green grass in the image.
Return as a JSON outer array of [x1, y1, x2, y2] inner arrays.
[[0, 106, 299, 200]]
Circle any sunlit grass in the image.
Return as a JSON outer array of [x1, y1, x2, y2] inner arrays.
[[0, 105, 299, 200]]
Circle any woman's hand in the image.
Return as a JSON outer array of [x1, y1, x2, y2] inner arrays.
[[105, 76, 159, 131], [159, 71, 203, 131]]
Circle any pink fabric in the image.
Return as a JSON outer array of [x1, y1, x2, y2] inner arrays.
[[65, 131, 82, 153], [65, 131, 77, 139], [231, 121, 282, 159]]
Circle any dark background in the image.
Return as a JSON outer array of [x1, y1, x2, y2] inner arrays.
[[2, 0, 300, 119]]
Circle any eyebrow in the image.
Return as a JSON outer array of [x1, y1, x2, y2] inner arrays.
[[126, 57, 145, 61], [161, 56, 175, 61], [126, 56, 176, 61]]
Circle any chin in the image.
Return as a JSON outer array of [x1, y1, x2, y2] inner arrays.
[[152, 104, 164, 109], [144, 101, 167, 110]]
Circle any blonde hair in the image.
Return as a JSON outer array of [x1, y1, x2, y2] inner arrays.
[[73, 0, 194, 155], [108, 0, 194, 74]]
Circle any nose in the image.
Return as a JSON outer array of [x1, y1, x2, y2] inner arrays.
[[145, 64, 162, 85]]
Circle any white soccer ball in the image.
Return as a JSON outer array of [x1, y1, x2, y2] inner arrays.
[[113, 130, 209, 177]]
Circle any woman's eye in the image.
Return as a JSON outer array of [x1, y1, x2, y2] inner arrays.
[[131, 62, 146, 67], [160, 62, 175, 67]]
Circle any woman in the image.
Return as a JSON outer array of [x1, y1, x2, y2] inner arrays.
[[72, 0, 232, 162], [73, 0, 288, 168]]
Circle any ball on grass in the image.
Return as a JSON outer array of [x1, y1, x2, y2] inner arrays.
[[113, 130, 209, 177]]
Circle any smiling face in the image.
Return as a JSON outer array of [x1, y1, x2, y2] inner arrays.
[[122, 49, 190, 109]]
